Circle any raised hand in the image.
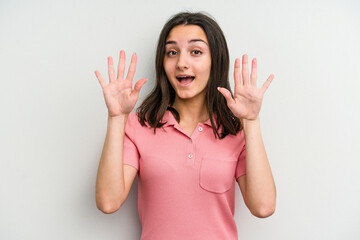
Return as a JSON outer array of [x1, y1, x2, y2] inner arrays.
[[218, 54, 274, 121], [95, 50, 147, 117]]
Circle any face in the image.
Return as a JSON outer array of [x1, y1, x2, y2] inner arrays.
[[164, 25, 212, 103]]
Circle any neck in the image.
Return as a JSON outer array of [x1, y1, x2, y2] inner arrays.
[[172, 95, 209, 123]]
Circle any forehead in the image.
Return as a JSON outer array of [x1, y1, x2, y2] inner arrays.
[[166, 25, 208, 43]]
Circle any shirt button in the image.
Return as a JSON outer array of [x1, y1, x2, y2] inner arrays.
[[188, 154, 193, 159], [198, 127, 203, 132]]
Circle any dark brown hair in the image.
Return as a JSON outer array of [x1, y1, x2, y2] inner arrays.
[[137, 11, 242, 139]]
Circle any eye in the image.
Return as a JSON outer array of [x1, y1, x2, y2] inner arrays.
[[167, 50, 177, 56], [192, 50, 202, 55]]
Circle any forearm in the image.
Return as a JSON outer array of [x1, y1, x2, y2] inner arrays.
[[95, 114, 128, 212], [242, 117, 276, 216]]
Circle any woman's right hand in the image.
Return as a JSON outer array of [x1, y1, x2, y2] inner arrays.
[[95, 50, 147, 117]]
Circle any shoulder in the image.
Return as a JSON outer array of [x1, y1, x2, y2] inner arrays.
[[225, 128, 245, 140], [125, 112, 141, 135], [236, 129, 246, 145], [127, 112, 139, 124], [221, 128, 246, 150], [125, 112, 137, 127], [126, 112, 153, 134]]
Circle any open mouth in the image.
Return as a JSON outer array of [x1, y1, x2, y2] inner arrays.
[[176, 75, 195, 86]]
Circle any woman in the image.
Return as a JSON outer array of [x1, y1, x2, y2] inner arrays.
[[95, 12, 276, 240]]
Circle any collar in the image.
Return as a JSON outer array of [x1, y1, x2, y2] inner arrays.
[[162, 110, 213, 128]]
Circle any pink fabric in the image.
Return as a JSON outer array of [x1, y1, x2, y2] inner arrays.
[[123, 110, 246, 240]]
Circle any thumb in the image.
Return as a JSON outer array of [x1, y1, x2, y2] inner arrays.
[[217, 87, 235, 105], [132, 78, 148, 97]]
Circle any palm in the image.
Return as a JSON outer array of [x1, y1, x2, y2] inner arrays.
[[233, 85, 264, 120], [103, 77, 135, 115], [219, 54, 274, 120], [95, 50, 147, 117]]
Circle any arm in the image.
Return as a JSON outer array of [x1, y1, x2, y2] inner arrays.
[[94, 50, 147, 213], [96, 115, 138, 213], [237, 117, 276, 218], [218, 54, 276, 218]]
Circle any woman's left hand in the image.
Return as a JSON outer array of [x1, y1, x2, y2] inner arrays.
[[218, 54, 274, 121]]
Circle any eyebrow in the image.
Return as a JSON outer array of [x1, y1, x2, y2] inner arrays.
[[165, 39, 208, 45]]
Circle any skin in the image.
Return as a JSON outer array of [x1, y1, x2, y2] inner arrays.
[[95, 51, 147, 117], [218, 55, 276, 218], [164, 25, 211, 104], [164, 25, 212, 135], [94, 52, 147, 213], [94, 25, 276, 218]]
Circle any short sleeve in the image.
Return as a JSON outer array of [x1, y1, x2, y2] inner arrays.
[[123, 114, 140, 170], [235, 137, 246, 179]]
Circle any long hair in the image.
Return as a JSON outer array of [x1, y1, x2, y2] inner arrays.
[[137, 11, 241, 139]]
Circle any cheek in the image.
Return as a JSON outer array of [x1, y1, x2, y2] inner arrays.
[[163, 60, 174, 77], [199, 56, 211, 74], [198, 61, 212, 77], [163, 63, 175, 87]]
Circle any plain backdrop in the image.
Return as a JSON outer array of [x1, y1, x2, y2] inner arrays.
[[1, 0, 359, 239]]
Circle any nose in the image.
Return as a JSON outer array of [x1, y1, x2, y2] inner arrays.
[[176, 53, 189, 70]]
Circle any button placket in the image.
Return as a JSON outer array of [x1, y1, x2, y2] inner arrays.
[[186, 137, 195, 166], [184, 123, 206, 166]]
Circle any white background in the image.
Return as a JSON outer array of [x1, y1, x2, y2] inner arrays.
[[1, 0, 359, 239]]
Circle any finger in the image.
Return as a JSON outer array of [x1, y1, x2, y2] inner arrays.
[[132, 78, 148, 97], [126, 53, 137, 82], [95, 70, 106, 89], [242, 54, 249, 86], [117, 50, 126, 80], [108, 57, 116, 83], [234, 58, 241, 90], [250, 58, 257, 87], [261, 74, 274, 95], [217, 87, 235, 106]]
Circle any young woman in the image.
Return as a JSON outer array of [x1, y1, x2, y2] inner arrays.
[[95, 12, 276, 240]]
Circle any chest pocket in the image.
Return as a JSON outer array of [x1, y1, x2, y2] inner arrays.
[[199, 157, 237, 193]]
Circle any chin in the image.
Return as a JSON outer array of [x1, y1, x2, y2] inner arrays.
[[177, 94, 194, 100], [176, 92, 204, 101]]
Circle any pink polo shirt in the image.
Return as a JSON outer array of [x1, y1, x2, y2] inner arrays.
[[123, 110, 246, 240]]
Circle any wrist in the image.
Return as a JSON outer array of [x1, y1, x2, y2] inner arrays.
[[108, 113, 129, 121], [241, 117, 260, 130]]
